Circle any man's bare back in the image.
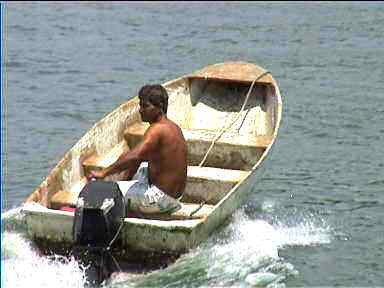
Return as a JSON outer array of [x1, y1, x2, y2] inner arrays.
[[144, 117, 187, 198]]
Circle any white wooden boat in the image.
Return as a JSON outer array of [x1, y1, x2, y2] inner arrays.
[[22, 61, 282, 257]]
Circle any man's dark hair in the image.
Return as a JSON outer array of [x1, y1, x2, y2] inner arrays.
[[138, 84, 169, 114]]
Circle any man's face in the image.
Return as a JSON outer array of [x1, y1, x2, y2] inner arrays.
[[139, 98, 161, 123]]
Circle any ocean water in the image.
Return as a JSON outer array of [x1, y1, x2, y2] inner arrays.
[[3, 2, 384, 287]]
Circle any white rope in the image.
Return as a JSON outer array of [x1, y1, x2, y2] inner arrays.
[[189, 71, 271, 218], [198, 71, 270, 167]]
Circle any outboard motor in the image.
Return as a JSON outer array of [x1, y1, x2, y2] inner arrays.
[[73, 181, 125, 247], [72, 181, 125, 285]]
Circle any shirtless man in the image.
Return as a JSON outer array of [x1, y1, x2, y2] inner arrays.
[[88, 84, 187, 214]]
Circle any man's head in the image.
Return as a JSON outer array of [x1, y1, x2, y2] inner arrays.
[[138, 84, 169, 123]]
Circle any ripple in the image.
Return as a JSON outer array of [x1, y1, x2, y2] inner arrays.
[[212, 38, 239, 45], [311, 131, 329, 138], [349, 201, 382, 211], [120, 20, 141, 27], [63, 69, 82, 74], [9, 24, 37, 33], [341, 123, 364, 129], [77, 83, 97, 89], [6, 61, 25, 68], [37, 70, 58, 75], [97, 79, 118, 84], [53, 24, 75, 32], [112, 66, 134, 72], [367, 179, 384, 186]]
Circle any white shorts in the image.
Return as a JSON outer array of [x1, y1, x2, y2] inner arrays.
[[117, 163, 182, 214]]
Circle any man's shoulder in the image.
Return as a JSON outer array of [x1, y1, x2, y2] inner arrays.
[[152, 118, 180, 130], [144, 123, 162, 139], [164, 119, 184, 136], [146, 118, 182, 137]]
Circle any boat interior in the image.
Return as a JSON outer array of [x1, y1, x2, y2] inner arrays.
[[43, 78, 278, 221]]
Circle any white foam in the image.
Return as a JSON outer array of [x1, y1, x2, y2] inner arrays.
[[202, 213, 284, 286], [261, 199, 277, 212], [2, 206, 27, 233], [274, 220, 332, 247], [203, 208, 331, 286], [245, 272, 281, 287], [1, 202, 332, 288], [1, 207, 23, 221], [2, 232, 86, 288]]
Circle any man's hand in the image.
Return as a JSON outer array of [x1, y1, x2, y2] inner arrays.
[[87, 170, 106, 181]]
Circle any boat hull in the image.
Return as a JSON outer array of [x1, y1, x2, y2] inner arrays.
[[23, 151, 271, 255], [22, 61, 282, 257]]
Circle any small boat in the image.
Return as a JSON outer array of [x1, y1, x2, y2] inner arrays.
[[22, 61, 282, 257]]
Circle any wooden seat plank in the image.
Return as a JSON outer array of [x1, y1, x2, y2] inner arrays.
[[82, 141, 129, 175], [124, 122, 272, 148]]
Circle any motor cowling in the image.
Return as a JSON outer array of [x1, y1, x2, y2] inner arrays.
[[73, 181, 125, 248]]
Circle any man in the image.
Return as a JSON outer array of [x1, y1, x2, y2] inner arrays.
[[88, 84, 187, 214]]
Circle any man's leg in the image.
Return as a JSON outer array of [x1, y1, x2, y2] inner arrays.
[[117, 162, 181, 214], [141, 186, 182, 214]]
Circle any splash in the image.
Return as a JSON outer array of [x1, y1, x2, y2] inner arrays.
[[1, 202, 333, 288], [2, 203, 49, 233], [2, 207, 25, 232], [202, 205, 332, 287], [256, 200, 333, 247], [1, 207, 87, 288], [201, 213, 294, 287], [108, 203, 332, 288], [274, 219, 332, 247], [2, 232, 86, 288], [1, 206, 23, 221]]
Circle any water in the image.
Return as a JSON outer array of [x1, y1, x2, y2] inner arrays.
[[3, 2, 384, 287]]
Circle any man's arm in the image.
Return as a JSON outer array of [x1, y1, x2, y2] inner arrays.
[[88, 126, 160, 180]]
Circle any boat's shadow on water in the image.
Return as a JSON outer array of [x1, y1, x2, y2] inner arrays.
[[35, 241, 181, 287]]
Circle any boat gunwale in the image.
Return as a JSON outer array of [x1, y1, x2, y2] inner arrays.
[[22, 62, 283, 250]]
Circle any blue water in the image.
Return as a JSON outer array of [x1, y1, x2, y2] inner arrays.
[[3, 2, 384, 287]]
